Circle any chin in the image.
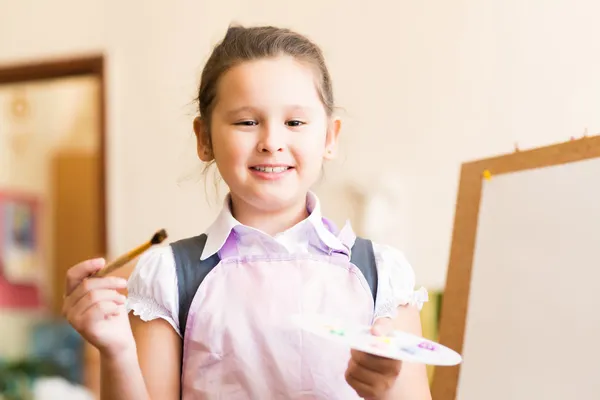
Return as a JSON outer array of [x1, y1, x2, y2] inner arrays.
[[244, 186, 307, 211]]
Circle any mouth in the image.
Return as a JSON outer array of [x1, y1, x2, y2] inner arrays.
[[250, 165, 294, 173]]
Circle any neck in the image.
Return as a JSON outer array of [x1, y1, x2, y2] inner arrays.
[[229, 194, 309, 236]]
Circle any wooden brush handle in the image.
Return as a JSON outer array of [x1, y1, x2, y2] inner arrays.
[[94, 242, 153, 278]]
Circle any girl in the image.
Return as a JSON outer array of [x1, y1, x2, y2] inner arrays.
[[62, 25, 432, 399]]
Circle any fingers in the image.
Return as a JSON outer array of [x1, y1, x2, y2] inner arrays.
[[68, 301, 122, 330], [346, 357, 391, 399], [64, 282, 127, 331], [345, 375, 375, 399], [350, 349, 402, 376], [346, 356, 380, 384], [63, 276, 128, 313], [370, 317, 394, 336], [65, 258, 106, 295], [346, 350, 402, 399], [66, 289, 127, 320], [62, 263, 129, 340]]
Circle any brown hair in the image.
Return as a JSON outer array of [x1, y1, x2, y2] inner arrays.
[[196, 24, 335, 146]]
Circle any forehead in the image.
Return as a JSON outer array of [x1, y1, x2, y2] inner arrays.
[[214, 56, 323, 110]]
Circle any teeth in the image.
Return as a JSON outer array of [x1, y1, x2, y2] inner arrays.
[[253, 166, 289, 173]]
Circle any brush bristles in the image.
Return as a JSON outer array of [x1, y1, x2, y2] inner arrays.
[[151, 229, 168, 245]]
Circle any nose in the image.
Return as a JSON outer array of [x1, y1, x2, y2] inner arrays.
[[256, 123, 284, 153]]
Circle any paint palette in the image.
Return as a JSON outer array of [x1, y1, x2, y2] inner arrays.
[[290, 313, 462, 366]]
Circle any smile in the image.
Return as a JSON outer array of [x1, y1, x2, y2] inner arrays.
[[250, 166, 292, 173]]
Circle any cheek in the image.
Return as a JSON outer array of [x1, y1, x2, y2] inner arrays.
[[295, 136, 327, 170], [212, 132, 253, 164]]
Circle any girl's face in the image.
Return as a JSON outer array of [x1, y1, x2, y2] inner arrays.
[[196, 56, 340, 213]]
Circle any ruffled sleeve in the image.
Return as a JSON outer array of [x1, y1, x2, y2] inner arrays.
[[372, 243, 429, 320], [125, 245, 181, 336]]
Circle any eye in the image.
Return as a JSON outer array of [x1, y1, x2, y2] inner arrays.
[[234, 120, 258, 126], [286, 120, 305, 127]]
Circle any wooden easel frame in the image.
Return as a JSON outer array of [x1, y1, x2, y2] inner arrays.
[[431, 134, 600, 399]]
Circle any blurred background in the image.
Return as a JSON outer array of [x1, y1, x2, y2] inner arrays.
[[1, 0, 599, 398]]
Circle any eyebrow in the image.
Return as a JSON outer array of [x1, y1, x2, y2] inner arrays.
[[224, 105, 315, 118], [285, 105, 314, 113], [224, 106, 257, 118]]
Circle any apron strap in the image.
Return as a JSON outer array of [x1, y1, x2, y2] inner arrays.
[[218, 231, 239, 259], [325, 218, 379, 304]]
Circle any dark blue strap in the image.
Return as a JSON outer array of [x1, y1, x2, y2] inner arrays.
[[171, 234, 221, 338], [350, 237, 378, 302]]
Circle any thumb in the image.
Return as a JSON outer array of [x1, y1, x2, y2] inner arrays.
[[370, 317, 394, 336], [65, 257, 106, 295]]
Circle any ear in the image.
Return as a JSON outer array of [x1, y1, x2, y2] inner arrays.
[[323, 117, 341, 161], [193, 116, 214, 162]]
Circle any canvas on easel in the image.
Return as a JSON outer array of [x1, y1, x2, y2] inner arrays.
[[432, 135, 600, 399]]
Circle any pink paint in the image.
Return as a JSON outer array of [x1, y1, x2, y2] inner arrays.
[[418, 341, 438, 351]]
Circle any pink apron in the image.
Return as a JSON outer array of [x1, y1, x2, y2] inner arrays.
[[181, 229, 374, 399]]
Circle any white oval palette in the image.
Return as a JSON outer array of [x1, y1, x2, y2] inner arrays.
[[291, 313, 462, 366]]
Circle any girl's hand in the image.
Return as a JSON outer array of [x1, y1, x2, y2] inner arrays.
[[62, 258, 136, 358], [345, 318, 402, 399]]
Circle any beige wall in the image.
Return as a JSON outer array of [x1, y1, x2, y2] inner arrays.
[[1, 0, 599, 291]]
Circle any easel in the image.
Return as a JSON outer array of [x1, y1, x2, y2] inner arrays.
[[431, 133, 600, 399]]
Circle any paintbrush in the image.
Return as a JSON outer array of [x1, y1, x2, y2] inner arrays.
[[94, 229, 168, 278]]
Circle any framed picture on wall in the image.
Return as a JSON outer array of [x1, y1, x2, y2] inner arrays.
[[0, 191, 41, 283], [0, 190, 43, 308]]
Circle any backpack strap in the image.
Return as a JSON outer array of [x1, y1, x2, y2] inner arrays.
[[350, 237, 378, 303], [171, 234, 378, 341], [171, 234, 221, 338]]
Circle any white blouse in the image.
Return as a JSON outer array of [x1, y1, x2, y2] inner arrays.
[[126, 193, 428, 337]]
